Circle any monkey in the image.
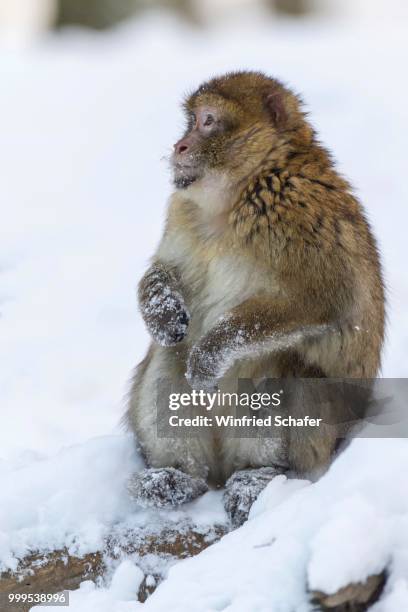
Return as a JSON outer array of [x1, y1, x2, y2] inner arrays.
[[125, 71, 385, 527]]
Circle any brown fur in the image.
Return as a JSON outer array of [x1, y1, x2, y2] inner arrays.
[[127, 71, 385, 481]]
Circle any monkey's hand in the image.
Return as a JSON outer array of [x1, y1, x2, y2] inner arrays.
[[186, 297, 330, 389], [186, 310, 255, 389], [139, 263, 190, 347], [127, 467, 208, 508]]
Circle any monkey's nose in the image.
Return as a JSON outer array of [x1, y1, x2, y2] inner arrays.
[[174, 140, 189, 155]]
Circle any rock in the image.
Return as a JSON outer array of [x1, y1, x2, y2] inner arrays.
[[311, 572, 386, 611]]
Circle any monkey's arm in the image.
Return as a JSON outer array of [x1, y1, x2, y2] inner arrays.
[[186, 296, 335, 388], [138, 262, 190, 346]]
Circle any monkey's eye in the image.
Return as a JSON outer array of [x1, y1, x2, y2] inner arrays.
[[203, 114, 215, 127]]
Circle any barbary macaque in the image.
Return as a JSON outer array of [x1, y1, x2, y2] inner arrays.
[[125, 71, 385, 526]]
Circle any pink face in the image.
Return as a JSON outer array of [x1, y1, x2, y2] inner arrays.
[[172, 106, 222, 189]]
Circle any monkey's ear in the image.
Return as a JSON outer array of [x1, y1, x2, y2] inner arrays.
[[265, 91, 287, 127]]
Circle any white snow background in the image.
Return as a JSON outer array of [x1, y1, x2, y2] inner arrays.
[[0, 5, 407, 612]]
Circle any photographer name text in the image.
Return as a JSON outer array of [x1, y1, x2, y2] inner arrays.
[[168, 414, 322, 428]]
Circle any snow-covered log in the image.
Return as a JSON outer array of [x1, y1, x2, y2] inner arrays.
[[0, 529, 385, 612], [0, 525, 226, 611]]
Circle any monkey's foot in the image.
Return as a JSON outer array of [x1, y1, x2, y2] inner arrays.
[[127, 467, 208, 509], [223, 467, 283, 528]]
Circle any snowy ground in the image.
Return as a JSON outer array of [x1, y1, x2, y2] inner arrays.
[[0, 7, 407, 612]]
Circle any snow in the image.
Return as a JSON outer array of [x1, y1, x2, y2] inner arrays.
[[140, 440, 408, 611], [0, 435, 138, 571], [32, 575, 142, 612], [109, 560, 144, 602], [0, 433, 226, 575], [0, 5, 407, 612]]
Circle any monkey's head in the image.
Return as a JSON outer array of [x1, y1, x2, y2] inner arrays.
[[172, 71, 308, 190]]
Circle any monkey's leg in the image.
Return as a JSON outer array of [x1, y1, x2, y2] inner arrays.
[[186, 296, 334, 389], [127, 467, 208, 509], [186, 298, 342, 477], [138, 261, 190, 346], [223, 467, 284, 528]]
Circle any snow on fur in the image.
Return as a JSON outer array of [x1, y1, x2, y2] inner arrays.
[[0, 6, 408, 612]]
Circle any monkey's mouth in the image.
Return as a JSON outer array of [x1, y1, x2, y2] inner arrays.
[[173, 163, 201, 189]]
